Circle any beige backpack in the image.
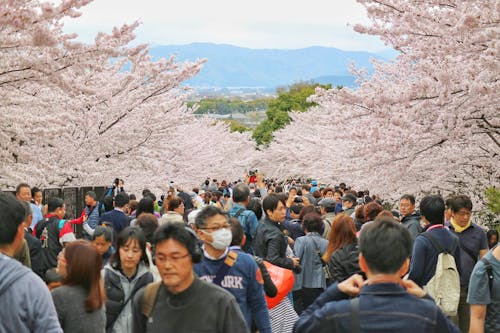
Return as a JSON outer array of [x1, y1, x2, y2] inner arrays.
[[422, 233, 460, 317]]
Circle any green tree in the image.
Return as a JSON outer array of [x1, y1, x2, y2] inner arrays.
[[224, 120, 250, 133], [485, 187, 500, 215], [252, 82, 331, 146]]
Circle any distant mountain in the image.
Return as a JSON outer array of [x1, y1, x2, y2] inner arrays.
[[149, 43, 396, 90]]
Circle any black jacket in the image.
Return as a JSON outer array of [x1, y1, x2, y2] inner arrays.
[[401, 211, 422, 240], [34, 216, 62, 278], [24, 231, 44, 279], [327, 241, 363, 283], [254, 217, 294, 270]]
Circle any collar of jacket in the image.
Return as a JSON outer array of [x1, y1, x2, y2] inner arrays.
[[264, 216, 285, 231], [360, 282, 407, 295]]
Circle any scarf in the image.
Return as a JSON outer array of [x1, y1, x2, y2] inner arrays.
[[450, 217, 471, 233]]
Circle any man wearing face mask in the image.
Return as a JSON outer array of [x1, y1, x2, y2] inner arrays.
[[194, 206, 271, 333]]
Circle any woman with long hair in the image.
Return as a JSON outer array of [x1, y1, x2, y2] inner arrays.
[[322, 214, 362, 284], [51, 240, 106, 332], [104, 227, 153, 333]]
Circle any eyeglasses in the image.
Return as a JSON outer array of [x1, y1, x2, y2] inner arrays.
[[198, 224, 230, 232], [155, 253, 190, 265]]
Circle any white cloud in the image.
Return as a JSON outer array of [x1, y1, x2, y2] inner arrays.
[[62, 0, 389, 51]]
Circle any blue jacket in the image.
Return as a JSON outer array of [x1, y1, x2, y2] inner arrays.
[[194, 249, 271, 333], [294, 232, 328, 289], [100, 209, 129, 244], [293, 282, 460, 333], [409, 226, 462, 287], [0, 253, 62, 333], [229, 204, 259, 254]]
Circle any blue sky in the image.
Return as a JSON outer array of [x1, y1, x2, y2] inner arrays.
[[63, 0, 389, 52]]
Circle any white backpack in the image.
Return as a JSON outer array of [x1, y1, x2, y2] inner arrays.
[[422, 233, 460, 316]]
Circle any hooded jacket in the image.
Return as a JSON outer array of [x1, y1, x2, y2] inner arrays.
[[0, 252, 62, 333], [104, 262, 153, 333]]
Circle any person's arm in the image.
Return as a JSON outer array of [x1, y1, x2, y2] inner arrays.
[[222, 297, 250, 333], [30, 278, 63, 333], [478, 231, 489, 259], [254, 256, 277, 297], [294, 237, 305, 259], [407, 221, 421, 240], [50, 289, 64, 328], [265, 236, 294, 269], [294, 274, 364, 333], [247, 261, 272, 333], [328, 251, 345, 283], [82, 221, 94, 237], [132, 288, 147, 333], [469, 304, 486, 333], [247, 212, 259, 239], [408, 236, 426, 287]]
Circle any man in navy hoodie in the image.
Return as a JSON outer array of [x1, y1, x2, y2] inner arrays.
[[409, 194, 462, 286], [100, 192, 130, 245], [194, 206, 271, 333]]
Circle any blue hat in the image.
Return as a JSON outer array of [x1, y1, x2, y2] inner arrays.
[[311, 180, 318, 186]]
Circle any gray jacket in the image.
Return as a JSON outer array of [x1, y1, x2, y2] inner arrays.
[[293, 232, 328, 289], [104, 263, 152, 333], [0, 252, 62, 333]]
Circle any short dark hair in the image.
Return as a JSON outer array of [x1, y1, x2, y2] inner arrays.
[[152, 223, 199, 261], [144, 192, 156, 202], [47, 197, 64, 213], [229, 218, 244, 246], [359, 217, 412, 274], [420, 195, 445, 225], [449, 195, 473, 213], [15, 183, 30, 195], [111, 227, 149, 270], [290, 204, 303, 215], [194, 206, 228, 229], [93, 226, 113, 243], [232, 184, 250, 203], [0, 193, 25, 245], [302, 212, 323, 233], [400, 194, 415, 205], [85, 191, 97, 201], [136, 213, 159, 243], [114, 192, 129, 208], [136, 197, 155, 217], [167, 197, 183, 211], [247, 198, 263, 221], [31, 186, 42, 198], [262, 194, 284, 216]]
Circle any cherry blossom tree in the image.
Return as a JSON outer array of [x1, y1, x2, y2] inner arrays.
[[1, 0, 254, 195], [259, 0, 499, 208]]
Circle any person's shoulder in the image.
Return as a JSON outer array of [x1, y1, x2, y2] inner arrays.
[[234, 251, 257, 268], [51, 284, 81, 301], [470, 223, 487, 235]]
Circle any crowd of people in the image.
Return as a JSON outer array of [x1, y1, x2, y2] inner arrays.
[[0, 174, 498, 333]]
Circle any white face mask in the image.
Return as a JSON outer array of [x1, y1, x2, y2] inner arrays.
[[342, 205, 347, 211], [202, 228, 232, 250]]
